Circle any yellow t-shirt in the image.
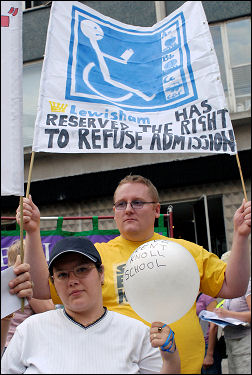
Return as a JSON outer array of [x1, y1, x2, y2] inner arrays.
[[50, 233, 227, 374]]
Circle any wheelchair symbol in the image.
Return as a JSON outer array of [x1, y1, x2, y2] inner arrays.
[[81, 20, 156, 102]]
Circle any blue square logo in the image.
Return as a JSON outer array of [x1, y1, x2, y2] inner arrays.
[[65, 6, 197, 112]]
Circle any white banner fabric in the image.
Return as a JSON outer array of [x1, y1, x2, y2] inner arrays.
[[1, 1, 24, 196], [32, 1, 237, 155]]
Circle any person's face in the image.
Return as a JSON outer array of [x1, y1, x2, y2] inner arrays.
[[52, 253, 104, 315], [113, 182, 160, 241]]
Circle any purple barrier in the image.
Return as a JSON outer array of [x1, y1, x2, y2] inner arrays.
[[1, 234, 119, 271]]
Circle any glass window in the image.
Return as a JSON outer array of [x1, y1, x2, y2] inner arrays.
[[23, 61, 42, 147], [210, 17, 251, 113], [227, 19, 251, 112], [210, 25, 228, 102], [227, 19, 250, 66]]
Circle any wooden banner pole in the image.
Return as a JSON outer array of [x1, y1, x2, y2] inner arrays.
[[19, 151, 35, 311], [26, 151, 35, 198], [235, 153, 248, 202], [19, 196, 24, 312]]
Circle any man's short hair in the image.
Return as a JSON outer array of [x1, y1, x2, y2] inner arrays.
[[114, 175, 159, 202]]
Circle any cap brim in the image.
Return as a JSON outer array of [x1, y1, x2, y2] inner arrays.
[[48, 249, 97, 273]]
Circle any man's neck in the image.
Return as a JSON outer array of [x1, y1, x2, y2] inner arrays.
[[121, 231, 155, 242]]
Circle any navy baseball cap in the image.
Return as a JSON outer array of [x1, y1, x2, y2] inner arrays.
[[48, 237, 102, 275]]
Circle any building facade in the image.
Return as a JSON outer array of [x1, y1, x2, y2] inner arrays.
[[2, 1, 251, 257]]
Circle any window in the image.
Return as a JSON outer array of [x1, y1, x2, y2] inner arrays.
[[23, 61, 43, 147], [210, 17, 251, 113]]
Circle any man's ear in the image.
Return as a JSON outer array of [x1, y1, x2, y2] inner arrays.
[[155, 203, 161, 218]]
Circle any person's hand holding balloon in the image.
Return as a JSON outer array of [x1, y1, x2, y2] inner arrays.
[[150, 322, 176, 351], [150, 321, 180, 373]]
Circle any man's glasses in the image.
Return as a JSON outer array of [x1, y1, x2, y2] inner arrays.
[[114, 200, 157, 211], [52, 264, 96, 282]]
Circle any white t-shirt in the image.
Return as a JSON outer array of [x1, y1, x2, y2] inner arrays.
[[223, 278, 251, 339], [1, 308, 162, 374]]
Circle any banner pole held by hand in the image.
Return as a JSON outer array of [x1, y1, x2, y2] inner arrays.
[[19, 196, 25, 312], [19, 151, 35, 311], [26, 151, 35, 198], [235, 153, 248, 202]]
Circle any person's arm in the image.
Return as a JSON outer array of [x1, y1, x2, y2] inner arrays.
[[2, 256, 33, 354], [203, 323, 217, 369], [217, 200, 251, 298], [206, 300, 217, 312], [1, 315, 12, 354], [201, 299, 217, 368], [214, 294, 251, 323], [160, 348, 180, 374], [28, 298, 55, 313], [16, 196, 51, 299]]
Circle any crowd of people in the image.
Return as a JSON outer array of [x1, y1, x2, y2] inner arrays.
[[1, 175, 251, 374]]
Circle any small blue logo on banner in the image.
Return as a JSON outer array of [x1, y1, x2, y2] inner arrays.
[[65, 6, 197, 112]]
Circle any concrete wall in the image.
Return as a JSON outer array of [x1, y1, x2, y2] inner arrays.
[[23, 1, 157, 62], [165, 1, 251, 23]]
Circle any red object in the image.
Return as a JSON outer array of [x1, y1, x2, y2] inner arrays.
[[8, 7, 18, 16], [167, 206, 174, 238], [1, 7, 18, 28], [169, 210, 174, 237], [1, 15, 9, 27], [12, 8, 18, 16]]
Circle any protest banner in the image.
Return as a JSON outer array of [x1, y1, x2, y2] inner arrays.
[[32, 1, 237, 155], [1, 1, 24, 196]]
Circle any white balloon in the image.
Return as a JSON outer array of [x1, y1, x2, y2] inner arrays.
[[123, 239, 200, 324]]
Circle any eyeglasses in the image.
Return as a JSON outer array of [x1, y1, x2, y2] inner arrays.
[[52, 264, 96, 282], [114, 200, 157, 211]]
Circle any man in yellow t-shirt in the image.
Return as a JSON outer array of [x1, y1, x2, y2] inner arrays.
[[15, 175, 251, 374]]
